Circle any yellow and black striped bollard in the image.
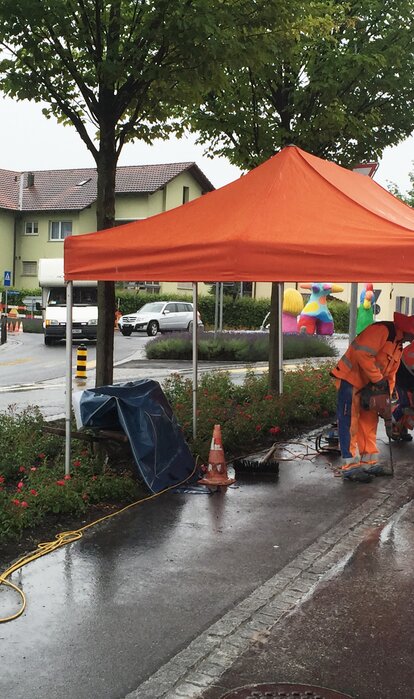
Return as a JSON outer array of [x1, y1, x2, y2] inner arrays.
[[75, 344, 87, 381]]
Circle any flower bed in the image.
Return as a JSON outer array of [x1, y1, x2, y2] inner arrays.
[[0, 363, 337, 557]]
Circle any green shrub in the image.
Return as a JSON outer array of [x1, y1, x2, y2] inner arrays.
[[163, 363, 337, 460], [328, 300, 349, 333], [146, 331, 337, 362], [0, 408, 142, 545]]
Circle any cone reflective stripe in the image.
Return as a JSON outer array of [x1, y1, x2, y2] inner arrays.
[[75, 344, 87, 379], [198, 424, 236, 486]]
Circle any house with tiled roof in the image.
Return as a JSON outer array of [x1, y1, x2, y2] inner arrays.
[[1, 162, 214, 291]]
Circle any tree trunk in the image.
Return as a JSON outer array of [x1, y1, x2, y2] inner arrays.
[[268, 281, 283, 394], [95, 123, 117, 388]]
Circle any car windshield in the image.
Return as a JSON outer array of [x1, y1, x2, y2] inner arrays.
[[48, 287, 97, 306], [137, 303, 165, 313]]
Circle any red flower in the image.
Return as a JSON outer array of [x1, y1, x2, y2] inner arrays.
[[30, 466, 37, 472], [73, 459, 81, 468], [64, 474, 71, 480], [20, 501, 28, 508], [30, 489, 38, 496], [19, 466, 26, 473], [12, 498, 20, 506], [56, 479, 66, 486], [264, 394, 273, 401], [91, 475, 97, 481], [269, 426, 281, 435], [38, 453, 46, 459], [17, 481, 24, 490], [255, 424, 262, 432], [0, 475, 4, 484]]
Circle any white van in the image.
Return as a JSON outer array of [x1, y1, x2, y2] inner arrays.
[[38, 258, 98, 346]]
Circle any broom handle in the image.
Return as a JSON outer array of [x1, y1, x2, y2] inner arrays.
[[261, 443, 278, 463]]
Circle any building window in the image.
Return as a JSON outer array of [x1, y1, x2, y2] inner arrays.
[[177, 282, 193, 290], [136, 281, 160, 294], [25, 221, 38, 236], [22, 261, 37, 276], [49, 221, 72, 241], [396, 296, 410, 314], [182, 186, 190, 204]]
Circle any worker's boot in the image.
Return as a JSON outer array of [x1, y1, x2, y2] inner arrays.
[[360, 454, 388, 477], [391, 424, 413, 441], [341, 460, 372, 483], [398, 427, 413, 442]]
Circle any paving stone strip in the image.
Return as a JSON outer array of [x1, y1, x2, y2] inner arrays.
[[125, 475, 413, 699]]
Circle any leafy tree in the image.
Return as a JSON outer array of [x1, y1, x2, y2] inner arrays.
[[0, 0, 247, 386], [186, 0, 414, 390], [387, 165, 414, 207]]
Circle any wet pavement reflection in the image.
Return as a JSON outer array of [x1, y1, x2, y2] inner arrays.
[[201, 497, 414, 699]]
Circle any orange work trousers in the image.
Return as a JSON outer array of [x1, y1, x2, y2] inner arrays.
[[337, 379, 379, 464]]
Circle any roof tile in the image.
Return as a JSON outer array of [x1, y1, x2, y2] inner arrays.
[[0, 162, 214, 212]]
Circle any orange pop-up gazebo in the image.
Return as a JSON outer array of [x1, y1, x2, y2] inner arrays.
[[63, 145, 414, 474], [65, 145, 414, 283]]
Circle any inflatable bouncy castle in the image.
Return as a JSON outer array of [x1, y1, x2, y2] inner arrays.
[[298, 282, 344, 335], [356, 283, 375, 335], [282, 288, 304, 333]]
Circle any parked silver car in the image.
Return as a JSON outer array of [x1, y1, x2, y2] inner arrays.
[[118, 301, 203, 336]]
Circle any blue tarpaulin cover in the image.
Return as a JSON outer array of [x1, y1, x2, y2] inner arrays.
[[76, 379, 197, 493]]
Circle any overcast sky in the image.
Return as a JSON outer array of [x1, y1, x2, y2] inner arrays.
[[0, 96, 413, 193]]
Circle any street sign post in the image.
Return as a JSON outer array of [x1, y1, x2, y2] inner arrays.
[[3, 271, 12, 323]]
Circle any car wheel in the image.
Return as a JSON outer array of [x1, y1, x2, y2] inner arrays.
[[44, 336, 55, 346], [188, 321, 194, 332], [120, 328, 132, 337], [147, 320, 159, 336]]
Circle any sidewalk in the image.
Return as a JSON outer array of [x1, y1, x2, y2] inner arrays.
[[197, 489, 414, 699]]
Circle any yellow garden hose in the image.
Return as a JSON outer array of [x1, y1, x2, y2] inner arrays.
[[0, 464, 199, 624]]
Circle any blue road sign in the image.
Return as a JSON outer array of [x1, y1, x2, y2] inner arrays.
[[3, 271, 11, 287]]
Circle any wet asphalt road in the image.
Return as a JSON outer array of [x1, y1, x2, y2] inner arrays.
[[2, 425, 414, 699], [0, 445, 378, 699]]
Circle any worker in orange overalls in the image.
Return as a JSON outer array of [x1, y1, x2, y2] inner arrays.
[[331, 312, 414, 481]]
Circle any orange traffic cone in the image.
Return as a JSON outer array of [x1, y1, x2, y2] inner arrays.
[[17, 320, 23, 333], [198, 424, 236, 486]]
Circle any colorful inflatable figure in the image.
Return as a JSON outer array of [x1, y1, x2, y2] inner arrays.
[[282, 288, 304, 333], [298, 282, 344, 335], [356, 283, 374, 335]]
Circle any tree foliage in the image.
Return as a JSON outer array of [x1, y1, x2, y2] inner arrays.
[[184, 0, 414, 391], [188, 0, 414, 170], [387, 165, 414, 207], [0, 0, 250, 385]]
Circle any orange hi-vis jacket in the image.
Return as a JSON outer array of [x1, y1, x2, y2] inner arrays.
[[331, 322, 404, 392], [401, 341, 414, 376]]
